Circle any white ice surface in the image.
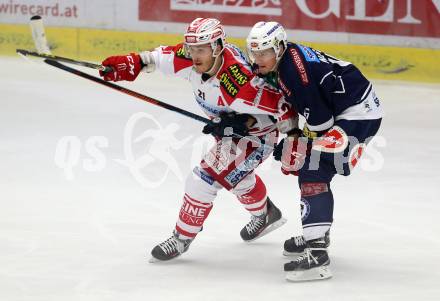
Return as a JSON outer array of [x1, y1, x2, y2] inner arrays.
[[1, 57, 440, 301]]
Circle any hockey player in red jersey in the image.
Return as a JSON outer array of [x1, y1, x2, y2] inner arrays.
[[98, 18, 298, 262]]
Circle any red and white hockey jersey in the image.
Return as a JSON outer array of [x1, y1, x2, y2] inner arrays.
[[144, 43, 296, 136]]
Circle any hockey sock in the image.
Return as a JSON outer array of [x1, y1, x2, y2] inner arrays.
[[300, 182, 334, 241], [235, 175, 268, 216], [175, 194, 213, 239]]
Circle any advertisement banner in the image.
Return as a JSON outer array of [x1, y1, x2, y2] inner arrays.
[[139, 0, 440, 38], [0, 0, 116, 28]]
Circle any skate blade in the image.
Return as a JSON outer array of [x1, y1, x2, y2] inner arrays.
[[148, 257, 161, 263], [245, 217, 287, 243], [285, 265, 332, 282], [282, 250, 304, 257], [148, 254, 184, 263], [283, 249, 330, 257]]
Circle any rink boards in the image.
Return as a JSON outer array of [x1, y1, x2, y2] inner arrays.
[[1, 23, 439, 83]]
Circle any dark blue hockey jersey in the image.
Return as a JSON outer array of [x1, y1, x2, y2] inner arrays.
[[276, 43, 383, 133]]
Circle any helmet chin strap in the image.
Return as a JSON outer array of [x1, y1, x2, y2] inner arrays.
[[202, 55, 223, 81], [271, 57, 282, 72], [272, 43, 287, 71], [199, 39, 224, 80]]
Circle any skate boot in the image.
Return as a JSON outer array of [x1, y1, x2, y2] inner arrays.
[[150, 230, 193, 262], [240, 197, 287, 242], [283, 230, 330, 257], [284, 247, 332, 282]]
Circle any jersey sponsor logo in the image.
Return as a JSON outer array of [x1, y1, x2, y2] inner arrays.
[[225, 168, 249, 187], [180, 200, 208, 226], [278, 77, 292, 97], [195, 96, 221, 115], [289, 48, 309, 85], [227, 64, 249, 86], [175, 45, 191, 60], [298, 45, 320, 63], [219, 72, 239, 97], [225, 146, 264, 186], [193, 167, 214, 185]]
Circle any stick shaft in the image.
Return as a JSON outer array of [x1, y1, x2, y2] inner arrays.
[[16, 49, 113, 73], [43, 59, 211, 124]]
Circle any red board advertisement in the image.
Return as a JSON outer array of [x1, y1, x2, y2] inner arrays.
[[139, 0, 439, 38]]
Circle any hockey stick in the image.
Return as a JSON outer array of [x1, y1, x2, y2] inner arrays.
[[16, 49, 113, 73], [44, 59, 212, 124], [24, 15, 111, 73], [40, 59, 274, 147], [44, 59, 277, 149], [25, 15, 210, 125], [25, 15, 273, 148], [44, 59, 276, 150]]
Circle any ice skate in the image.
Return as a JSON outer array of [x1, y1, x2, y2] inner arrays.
[[283, 230, 330, 257], [149, 231, 193, 263], [284, 248, 332, 281], [240, 197, 287, 242]]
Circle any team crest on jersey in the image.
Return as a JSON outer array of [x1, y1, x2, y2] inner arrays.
[[227, 64, 249, 86], [219, 72, 239, 97]]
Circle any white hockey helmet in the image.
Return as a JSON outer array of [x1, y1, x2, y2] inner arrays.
[[246, 21, 287, 62], [184, 18, 226, 57]]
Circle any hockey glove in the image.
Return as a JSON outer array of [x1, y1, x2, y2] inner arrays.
[[203, 112, 252, 138], [99, 53, 143, 82], [273, 134, 308, 176]]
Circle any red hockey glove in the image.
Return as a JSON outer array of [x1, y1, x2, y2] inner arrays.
[[99, 53, 143, 82], [273, 136, 308, 176]]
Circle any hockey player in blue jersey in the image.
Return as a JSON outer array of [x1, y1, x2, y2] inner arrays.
[[246, 22, 384, 281]]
